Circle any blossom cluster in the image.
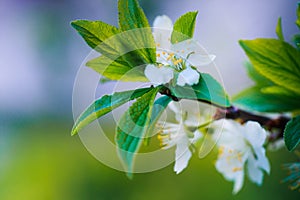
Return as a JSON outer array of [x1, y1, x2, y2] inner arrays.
[[147, 15, 273, 194], [157, 100, 271, 194], [145, 15, 215, 87]]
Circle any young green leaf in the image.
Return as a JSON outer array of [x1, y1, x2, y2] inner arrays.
[[72, 20, 155, 70], [239, 39, 300, 95], [171, 11, 198, 44], [71, 20, 120, 55], [118, 0, 156, 64], [118, 0, 150, 30], [292, 34, 300, 50], [244, 62, 273, 86], [284, 115, 300, 151], [276, 17, 284, 41], [233, 86, 300, 112], [72, 87, 154, 135], [86, 55, 148, 82], [116, 87, 159, 177], [261, 86, 297, 97], [169, 73, 230, 108]]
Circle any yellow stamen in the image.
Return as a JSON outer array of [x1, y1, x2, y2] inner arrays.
[[156, 53, 160, 57], [157, 43, 161, 47], [237, 152, 243, 162], [232, 167, 242, 172], [219, 146, 224, 155]]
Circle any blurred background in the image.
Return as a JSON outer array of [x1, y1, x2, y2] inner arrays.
[[1, 0, 299, 199]]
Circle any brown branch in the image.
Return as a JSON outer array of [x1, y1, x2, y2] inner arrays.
[[158, 86, 291, 142], [214, 106, 290, 142]]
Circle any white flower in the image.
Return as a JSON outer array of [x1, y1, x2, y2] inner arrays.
[[158, 100, 215, 174], [214, 120, 270, 194], [177, 66, 200, 86], [145, 15, 215, 86], [158, 119, 201, 174], [144, 64, 173, 86]]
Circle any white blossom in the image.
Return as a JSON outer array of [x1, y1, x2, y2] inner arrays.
[[213, 120, 270, 194], [145, 15, 215, 86], [176, 66, 200, 86], [157, 100, 214, 174], [144, 64, 173, 86]]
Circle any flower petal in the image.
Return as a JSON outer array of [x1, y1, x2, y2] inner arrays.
[[191, 129, 203, 143], [153, 15, 173, 30], [168, 101, 180, 115], [144, 64, 173, 85], [244, 121, 267, 147], [254, 147, 271, 174], [216, 120, 246, 150], [232, 171, 244, 194], [189, 54, 216, 68], [247, 153, 264, 185], [153, 15, 173, 49], [168, 100, 211, 127], [177, 67, 200, 86], [171, 39, 215, 67], [174, 140, 192, 174]]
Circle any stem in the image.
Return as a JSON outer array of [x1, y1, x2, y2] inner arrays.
[[158, 87, 291, 142], [214, 106, 290, 142], [214, 106, 290, 128], [214, 106, 270, 125]]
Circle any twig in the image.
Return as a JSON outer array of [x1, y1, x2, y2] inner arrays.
[[214, 106, 290, 142], [158, 87, 291, 142]]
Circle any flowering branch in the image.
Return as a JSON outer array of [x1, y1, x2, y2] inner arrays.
[[71, 0, 300, 193], [214, 106, 291, 142], [159, 86, 291, 142]]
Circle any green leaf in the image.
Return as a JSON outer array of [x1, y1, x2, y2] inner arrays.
[[86, 55, 148, 82], [296, 2, 300, 29], [292, 34, 300, 50], [244, 62, 273, 86], [276, 17, 284, 41], [72, 87, 154, 135], [118, 0, 150, 30], [71, 20, 120, 55], [284, 115, 300, 151], [261, 86, 297, 97], [71, 20, 144, 67], [118, 0, 156, 64], [116, 87, 159, 177], [169, 73, 231, 108], [171, 11, 198, 44], [233, 86, 300, 112], [72, 20, 154, 71], [239, 39, 300, 95]]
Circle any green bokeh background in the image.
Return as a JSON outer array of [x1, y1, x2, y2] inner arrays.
[[1, 0, 300, 199], [1, 118, 299, 199]]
